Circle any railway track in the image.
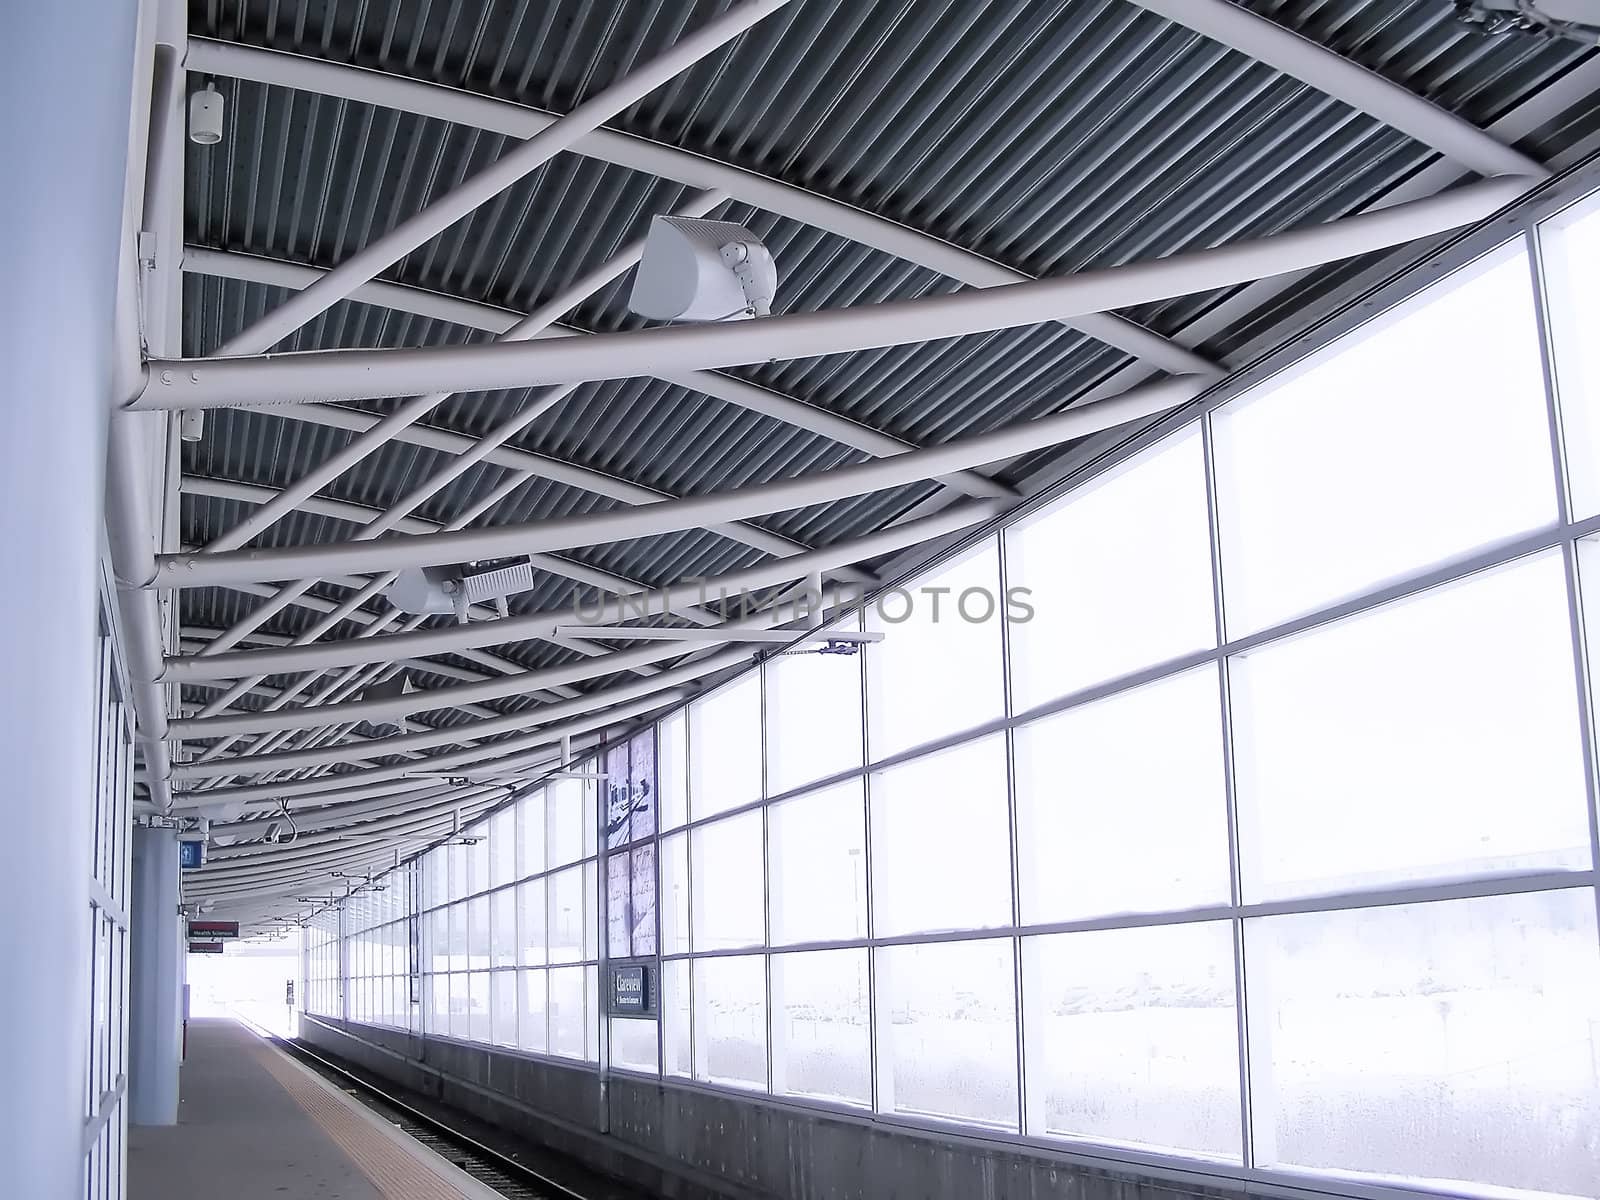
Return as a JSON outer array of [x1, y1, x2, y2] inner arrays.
[[236, 1014, 627, 1200]]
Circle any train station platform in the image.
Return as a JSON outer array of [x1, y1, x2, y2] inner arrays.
[[128, 1018, 501, 1200]]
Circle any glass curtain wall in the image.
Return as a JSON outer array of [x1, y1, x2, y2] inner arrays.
[[84, 606, 133, 1200], [319, 194, 1600, 1200]]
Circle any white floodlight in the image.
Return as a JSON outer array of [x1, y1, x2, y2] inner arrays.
[[189, 84, 224, 146], [629, 215, 776, 321]]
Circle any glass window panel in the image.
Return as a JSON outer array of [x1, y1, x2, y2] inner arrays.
[[518, 969, 547, 1055], [1007, 428, 1215, 709], [424, 848, 447, 909], [547, 865, 590, 965], [630, 841, 657, 958], [659, 710, 689, 831], [448, 973, 467, 1038], [765, 616, 865, 793], [517, 790, 546, 879], [660, 832, 690, 956], [866, 541, 1005, 760], [1022, 922, 1240, 1159], [468, 972, 490, 1043], [1541, 195, 1600, 517], [688, 672, 763, 820], [586, 966, 601, 1061], [517, 880, 546, 967], [871, 736, 1011, 937], [547, 777, 589, 869], [875, 939, 1018, 1130], [770, 948, 870, 1107], [428, 910, 449, 974], [448, 904, 468, 973], [1213, 244, 1556, 635], [662, 959, 692, 1078], [607, 852, 632, 959], [769, 781, 867, 945], [1232, 553, 1592, 901], [491, 970, 517, 1048], [1015, 668, 1230, 922], [1247, 889, 1600, 1197], [491, 889, 516, 969], [610, 1018, 660, 1075], [693, 955, 768, 1091], [468, 896, 490, 970], [691, 812, 765, 951], [549, 966, 588, 1058], [490, 808, 516, 888]]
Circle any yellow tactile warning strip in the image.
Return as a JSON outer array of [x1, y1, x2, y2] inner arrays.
[[245, 1034, 498, 1200]]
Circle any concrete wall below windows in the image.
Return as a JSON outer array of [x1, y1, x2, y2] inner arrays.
[[300, 1016, 1250, 1200]]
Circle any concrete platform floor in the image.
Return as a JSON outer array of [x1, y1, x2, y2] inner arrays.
[[129, 1018, 498, 1200]]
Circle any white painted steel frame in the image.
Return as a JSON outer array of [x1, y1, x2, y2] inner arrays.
[[310, 164, 1600, 1200], [180, 37, 1216, 377], [136, 177, 1530, 411]]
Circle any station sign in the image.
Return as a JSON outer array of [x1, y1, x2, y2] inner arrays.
[[608, 963, 654, 1017], [188, 942, 225, 955], [179, 840, 205, 869], [187, 919, 240, 941]]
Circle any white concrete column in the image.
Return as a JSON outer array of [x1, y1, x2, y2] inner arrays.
[[0, 0, 140, 1194], [129, 828, 182, 1124]]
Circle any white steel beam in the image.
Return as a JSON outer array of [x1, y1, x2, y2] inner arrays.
[[171, 587, 852, 751], [182, 249, 1017, 503], [136, 176, 1527, 413], [201, 1, 794, 358], [170, 686, 682, 810], [156, 377, 1220, 585], [181, 38, 1216, 377], [1123, 0, 1546, 181], [158, 501, 1018, 681]]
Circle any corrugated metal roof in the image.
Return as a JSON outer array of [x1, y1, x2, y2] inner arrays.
[[172, 0, 1597, 872]]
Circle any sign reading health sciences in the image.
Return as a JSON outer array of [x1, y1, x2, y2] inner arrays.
[[187, 920, 240, 941]]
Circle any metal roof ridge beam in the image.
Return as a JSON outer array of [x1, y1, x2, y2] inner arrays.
[[1122, 0, 1545, 181], [156, 500, 1019, 683], [181, 249, 1015, 502], [199, 190, 724, 556], [157, 378, 1220, 587], [172, 587, 851, 751], [181, 38, 1214, 376], [137, 178, 1526, 413], [169, 687, 682, 810], [206, 0, 795, 357]]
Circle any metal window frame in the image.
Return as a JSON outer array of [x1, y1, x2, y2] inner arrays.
[[324, 161, 1600, 1200]]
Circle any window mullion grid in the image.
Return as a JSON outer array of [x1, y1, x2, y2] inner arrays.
[[1202, 407, 1255, 1169], [760, 665, 774, 1097], [859, 607, 880, 1117], [998, 531, 1027, 1137], [1526, 218, 1600, 955]]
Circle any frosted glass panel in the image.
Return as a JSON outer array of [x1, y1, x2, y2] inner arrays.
[[611, 1017, 660, 1075], [1022, 923, 1240, 1159], [548, 965, 588, 1059], [771, 948, 870, 1107], [1232, 553, 1592, 900], [1213, 245, 1555, 634], [692, 811, 765, 951], [1247, 890, 1600, 1198], [1007, 428, 1215, 708], [1015, 668, 1230, 922], [875, 939, 1018, 1130], [871, 736, 1011, 936], [693, 955, 767, 1090], [765, 616, 865, 793], [769, 781, 867, 945], [866, 541, 1005, 759], [688, 672, 763, 819]]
